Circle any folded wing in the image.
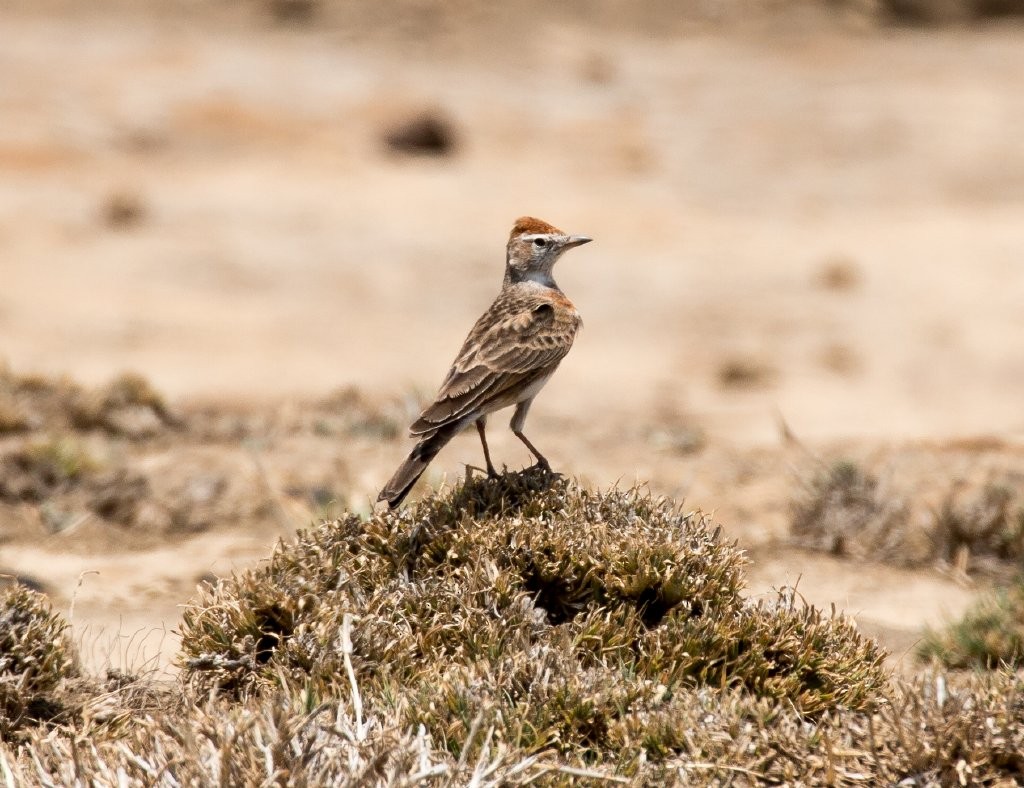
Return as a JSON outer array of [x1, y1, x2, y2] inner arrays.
[[410, 297, 579, 437]]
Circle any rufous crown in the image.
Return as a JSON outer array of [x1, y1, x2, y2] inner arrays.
[[509, 216, 563, 241]]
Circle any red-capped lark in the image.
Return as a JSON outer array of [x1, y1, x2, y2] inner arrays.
[[378, 216, 592, 509]]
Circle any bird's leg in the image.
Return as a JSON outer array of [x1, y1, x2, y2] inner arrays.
[[475, 417, 499, 478], [510, 400, 552, 473]]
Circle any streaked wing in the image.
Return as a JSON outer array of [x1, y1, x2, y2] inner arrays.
[[410, 293, 578, 436]]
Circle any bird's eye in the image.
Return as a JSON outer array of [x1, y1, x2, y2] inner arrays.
[[533, 238, 547, 248]]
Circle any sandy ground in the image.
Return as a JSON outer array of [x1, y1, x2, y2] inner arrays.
[[2, 3, 1024, 675]]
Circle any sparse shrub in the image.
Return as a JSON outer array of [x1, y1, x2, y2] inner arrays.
[[0, 366, 176, 438], [933, 480, 1024, 572], [794, 463, 1024, 575], [316, 387, 402, 440], [0, 367, 82, 434], [791, 459, 922, 563], [87, 469, 154, 527], [0, 585, 79, 739], [70, 371, 177, 438], [871, 669, 1024, 784], [918, 576, 1024, 669], [181, 471, 886, 764], [0, 394, 29, 434], [27, 436, 100, 481], [0, 436, 100, 503]]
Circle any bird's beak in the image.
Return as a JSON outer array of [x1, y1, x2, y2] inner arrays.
[[562, 235, 592, 249]]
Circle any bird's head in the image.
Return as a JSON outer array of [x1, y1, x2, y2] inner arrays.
[[504, 216, 592, 287]]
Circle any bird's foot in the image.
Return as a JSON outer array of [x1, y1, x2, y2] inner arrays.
[[466, 463, 501, 480]]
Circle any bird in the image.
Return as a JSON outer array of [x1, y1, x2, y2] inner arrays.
[[377, 216, 592, 509]]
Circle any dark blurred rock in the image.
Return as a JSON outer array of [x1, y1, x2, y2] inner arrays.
[[120, 127, 169, 155], [268, 0, 317, 23], [381, 111, 457, 157], [580, 51, 616, 85], [849, 0, 1024, 23], [717, 358, 777, 390], [102, 191, 147, 230], [816, 255, 861, 291], [819, 343, 862, 376]]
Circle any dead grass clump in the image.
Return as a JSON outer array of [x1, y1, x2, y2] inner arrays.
[[0, 585, 79, 740], [5, 667, 1023, 784], [793, 463, 1024, 575], [70, 372, 178, 438], [614, 670, 1024, 784], [181, 471, 886, 764], [0, 366, 177, 439], [874, 670, 1024, 783], [918, 576, 1024, 669], [791, 459, 922, 563], [315, 386, 403, 440], [0, 393, 29, 434], [2, 689, 540, 785], [0, 436, 100, 503], [933, 480, 1024, 573], [0, 365, 75, 434]]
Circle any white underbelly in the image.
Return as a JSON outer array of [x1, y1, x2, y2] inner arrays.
[[515, 371, 554, 404], [481, 370, 554, 415]]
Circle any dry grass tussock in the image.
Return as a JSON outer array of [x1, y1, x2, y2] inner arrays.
[[0, 585, 80, 740], [2, 474, 1024, 784], [792, 459, 1024, 574], [0, 367, 409, 543]]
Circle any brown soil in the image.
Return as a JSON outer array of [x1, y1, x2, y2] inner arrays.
[[2, 1, 1023, 675]]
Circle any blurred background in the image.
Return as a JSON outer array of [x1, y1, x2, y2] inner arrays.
[[2, 0, 1024, 671], [4, 0, 1023, 443]]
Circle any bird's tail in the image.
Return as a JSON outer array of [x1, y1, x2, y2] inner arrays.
[[377, 424, 460, 509]]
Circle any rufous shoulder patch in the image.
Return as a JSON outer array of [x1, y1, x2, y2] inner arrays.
[[510, 216, 563, 240]]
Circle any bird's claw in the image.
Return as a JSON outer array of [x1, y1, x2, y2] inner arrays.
[[466, 463, 501, 480]]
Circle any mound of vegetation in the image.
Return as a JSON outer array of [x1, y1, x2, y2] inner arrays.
[[181, 470, 885, 767], [0, 585, 80, 740]]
